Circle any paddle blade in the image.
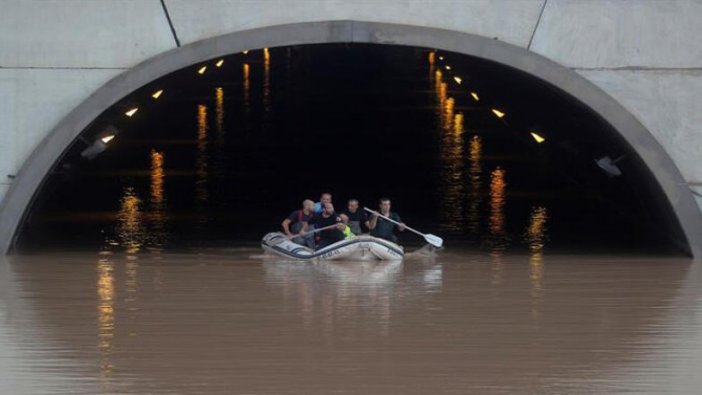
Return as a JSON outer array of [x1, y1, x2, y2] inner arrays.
[[424, 234, 443, 248]]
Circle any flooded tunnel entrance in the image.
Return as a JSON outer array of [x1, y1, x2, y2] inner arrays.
[[14, 43, 689, 254]]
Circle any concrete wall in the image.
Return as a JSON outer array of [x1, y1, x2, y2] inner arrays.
[[1, 0, 701, 241]]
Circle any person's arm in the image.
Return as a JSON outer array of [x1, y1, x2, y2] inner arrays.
[[395, 213, 406, 232], [367, 213, 378, 230], [281, 218, 293, 236], [303, 216, 318, 234], [335, 216, 346, 231]]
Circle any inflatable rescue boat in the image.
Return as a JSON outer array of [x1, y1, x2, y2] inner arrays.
[[261, 232, 404, 261]]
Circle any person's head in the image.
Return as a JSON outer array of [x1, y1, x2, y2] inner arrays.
[[323, 202, 335, 216], [347, 199, 359, 213], [320, 193, 332, 205], [378, 197, 391, 213], [302, 199, 315, 212], [339, 213, 349, 224]]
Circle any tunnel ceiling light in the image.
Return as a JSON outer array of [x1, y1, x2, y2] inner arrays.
[[453, 76, 462, 84], [81, 126, 119, 160], [595, 155, 624, 177], [491, 108, 505, 118], [470, 92, 480, 101], [445, 65, 451, 70], [530, 132, 546, 143], [151, 89, 163, 99], [216, 59, 224, 67], [101, 134, 115, 144], [125, 107, 138, 117], [198, 65, 207, 75]]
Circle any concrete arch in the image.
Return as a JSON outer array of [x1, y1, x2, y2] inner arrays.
[[1, 20, 700, 257]]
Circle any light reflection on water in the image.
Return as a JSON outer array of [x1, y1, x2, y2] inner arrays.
[[488, 167, 508, 251], [114, 187, 144, 253], [195, 104, 209, 206], [1, 252, 700, 394], [96, 257, 114, 390], [525, 206, 549, 252], [435, 64, 465, 233], [213, 87, 226, 185], [467, 135, 483, 236], [242, 63, 250, 114], [149, 150, 167, 248], [263, 48, 272, 115]]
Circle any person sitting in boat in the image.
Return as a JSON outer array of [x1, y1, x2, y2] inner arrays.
[[367, 197, 406, 243], [281, 199, 315, 248], [338, 214, 355, 239], [340, 198, 368, 235], [305, 202, 345, 249], [313, 192, 332, 215]]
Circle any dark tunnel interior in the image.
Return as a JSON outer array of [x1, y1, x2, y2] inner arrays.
[[15, 43, 689, 254]]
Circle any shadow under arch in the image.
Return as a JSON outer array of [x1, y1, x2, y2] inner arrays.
[[0, 20, 700, 257]]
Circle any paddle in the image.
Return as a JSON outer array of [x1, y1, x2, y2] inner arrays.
[[287, 223, 340, 239], [364, 207, 443, 248]]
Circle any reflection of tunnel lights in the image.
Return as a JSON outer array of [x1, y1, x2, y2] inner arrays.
[[491, 109, 505, 118], [151, 89, 163, 99], [470, 92, 480, 101], [243, 50, 248, 55], [445, 65, 451, 70], [530, 132, 545, 143], [453, 76, 462, 84], [215, 59, 224, 67], [197, 65, 207, 74], [439, 56, 444, 60], [125, 107, 138, 117]]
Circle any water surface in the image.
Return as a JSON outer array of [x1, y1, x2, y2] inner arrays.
[[1, 251, 701, 394]]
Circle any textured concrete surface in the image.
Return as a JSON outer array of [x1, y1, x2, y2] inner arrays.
[[531, 0, 702, 68], [0, 68, 123, 177], [165, 0, 545, 48], [578, 69, 702, 185], [0, 184, 7, 203], [0, 0, 175, 68]]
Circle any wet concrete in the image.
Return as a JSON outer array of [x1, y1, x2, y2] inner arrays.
[[1, 250, 701, 394]]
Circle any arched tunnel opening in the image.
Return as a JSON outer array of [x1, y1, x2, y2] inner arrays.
[[14, 43, 689, 254]]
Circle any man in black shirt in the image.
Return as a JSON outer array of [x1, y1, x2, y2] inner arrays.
[[367, 197, 406, 243], [306, 202, 345, 249]]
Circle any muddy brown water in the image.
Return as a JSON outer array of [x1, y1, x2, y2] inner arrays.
[[1, 250, 701, 394]]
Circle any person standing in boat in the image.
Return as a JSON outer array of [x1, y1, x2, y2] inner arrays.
[[367, 198, 406, 243], [313, 192, 332, 215], [306, 202, 345, 249], [281, 199, 316, 248], [340, 198, 368, 235]]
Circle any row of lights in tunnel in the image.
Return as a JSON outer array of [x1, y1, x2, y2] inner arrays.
[[85, 48, 533, 159], [432, 51, 626, 177], [80, 47, 621, 179], [81, 49, 257, 160], [430, 51, 546, 145]]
